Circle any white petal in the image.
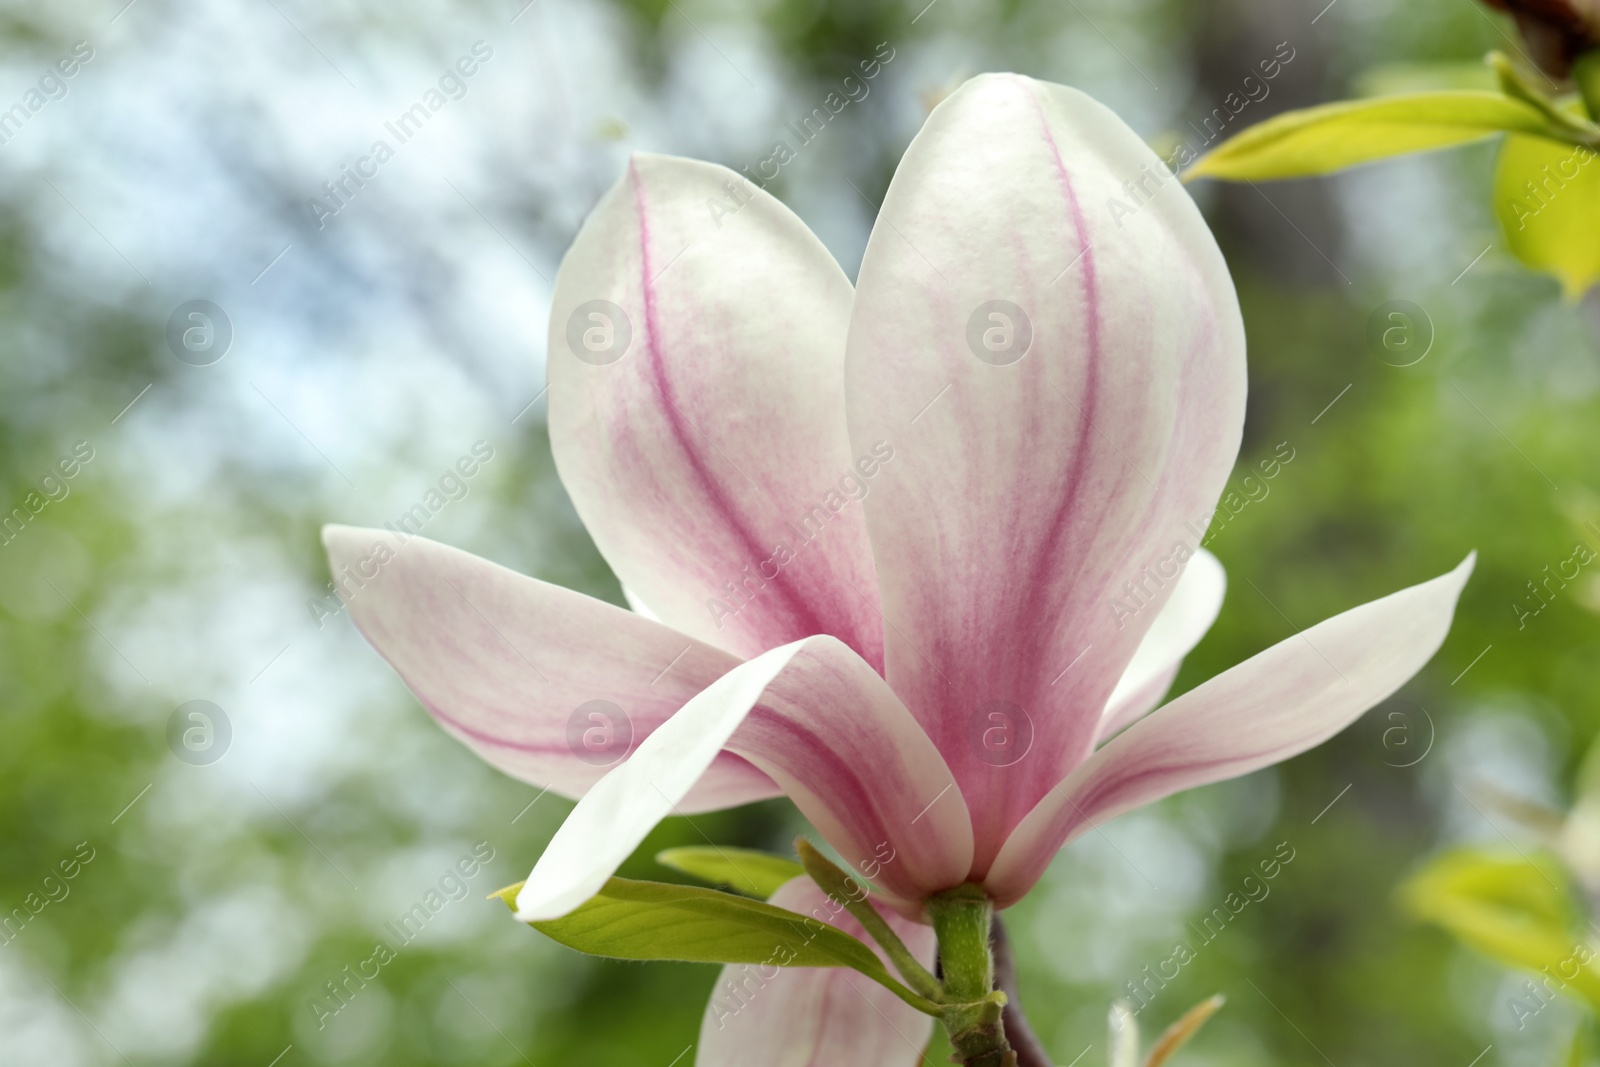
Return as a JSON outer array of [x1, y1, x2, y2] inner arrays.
[[622, 586, 660, 622], [322, 525, 777, 812], [549, 152, 883, 666], [844, 73, 1247, 868], [514, 636, 973, 922], [1098, 548, 1227, 742]]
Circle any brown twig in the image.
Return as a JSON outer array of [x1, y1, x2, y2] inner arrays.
[[1481, 0, 1600, 79], [991, 914, 1055, 1067]]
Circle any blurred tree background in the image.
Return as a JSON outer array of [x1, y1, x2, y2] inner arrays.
[[0, 0, 1597, 1065]]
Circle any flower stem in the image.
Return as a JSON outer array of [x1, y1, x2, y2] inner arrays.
[[1489, 51, 1600, 145], [991, 915, 1054, 1067], [928, 884, 1016, 1067], [794, 839, 944, 1001]]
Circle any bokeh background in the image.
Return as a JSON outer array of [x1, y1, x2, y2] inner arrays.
[[2, 0, 1598, 1064]]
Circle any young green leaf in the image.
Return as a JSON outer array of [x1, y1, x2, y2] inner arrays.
[[794, 838, 944, 1001], [1401, 850, 1600, 1009], [1494, 129, 1600, 298], [493, 876, 941, 1014], [1489, 53, 1599, 142], [1353, 60, 1497, 98], [1186, 92, 1572, 181], [654, 845, 804, 898]]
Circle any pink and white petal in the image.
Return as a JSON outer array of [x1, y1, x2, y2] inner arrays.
[[548, 152, 882, 667], [622, 586, 660, 622], [845, 73, 1247, 866], [697, 878, 937, 1067], [984, 554, 1475, 906], [1096, 548, 1227, 743], [514, 636, 972, 922], [322, 525, 778, 814]]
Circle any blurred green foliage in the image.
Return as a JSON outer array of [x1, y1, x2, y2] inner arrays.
[[3, 1, 1600, 1066]]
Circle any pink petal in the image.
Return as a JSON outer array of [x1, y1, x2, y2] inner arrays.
[[548, 152, 883, 667], [697, 877, 937, 1067], [514, 636, 972, 922], [1097, 548, 1226, 743], [322, 525, 778, 813], [984, 554, 1475, 906], [844, 73, 1247, 869]]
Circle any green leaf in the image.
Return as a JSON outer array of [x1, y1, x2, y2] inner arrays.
[[1401, 850, 1600, 1009], [1493, 127, 1600, 297], [1354, 61, 1498, 98], [1187, 92, 1572, 181], [496, 876, 940, 1014], [654, 845, 803, 899], [794, 838, 944, 1001]]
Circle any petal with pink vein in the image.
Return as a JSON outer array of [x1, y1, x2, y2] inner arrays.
[[548, 152, 883, 667], [322, 525, 778, 813], [984, 554, 1475, 906], [697, 877, 937, 1067], [514, 635, 973, 923], [845, 73, 1247, 866]]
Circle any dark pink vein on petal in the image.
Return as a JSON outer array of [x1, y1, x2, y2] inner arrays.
[[343, 589, 751, 766], [628, 160, 833, 646], [1014, 79, 1104, 728], [733, 711, 881, 834]]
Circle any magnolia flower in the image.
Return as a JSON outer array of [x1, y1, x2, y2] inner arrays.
[[323, 73, 1471, 1063]]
